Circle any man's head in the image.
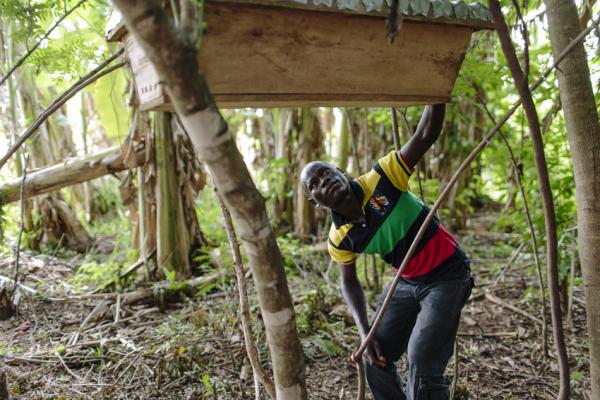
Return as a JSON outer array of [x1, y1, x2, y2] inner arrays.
[[300, 161, 351, 211]]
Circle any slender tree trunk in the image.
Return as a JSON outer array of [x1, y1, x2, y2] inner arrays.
[[138, 112, 158, 267], [18, 70, 91, 251], [544, 0, 600, 396], [46, 87, 86, 212], [111, 2, 307, 397], [295, 108, 317, 240], [337, 110, 350, 171], [489, 2, 570, 398], [274, 109, 295, 231], [80, 92, 93, 222]]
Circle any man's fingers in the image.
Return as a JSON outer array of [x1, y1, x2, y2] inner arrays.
[[364, 346, 386, 368], [373, 341, 387, 364]]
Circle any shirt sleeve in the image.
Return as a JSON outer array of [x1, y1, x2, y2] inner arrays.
[[377, 150, 414, 191], [327, 223, 357, 265], [327, 241, 357, 265]]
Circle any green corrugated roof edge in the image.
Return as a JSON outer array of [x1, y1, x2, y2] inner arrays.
[[230, 0, 495, 28], [107, 0, 493, 42]]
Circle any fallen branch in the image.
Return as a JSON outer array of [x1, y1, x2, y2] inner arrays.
[[216, 191, 276, 400], [0, 51, 125, 172], [82, 271, 222, 327], [0, 144, 145, 205], [0, 0, 88, 88], [89, 248, 157, 294], [485, 293, 543, 325], [0, 275, 36, 294], [458, 331, 518, 338], [492, 242, 526, 287], [55, 351, 84, 382]]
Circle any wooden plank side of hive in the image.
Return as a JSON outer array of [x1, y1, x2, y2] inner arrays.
[[122, 2, 475, 110], [198, 2, 473, 108]]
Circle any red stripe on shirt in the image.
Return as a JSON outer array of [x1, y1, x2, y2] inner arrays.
[[399, 153, 416, 174], [400, 225, 457, 278]]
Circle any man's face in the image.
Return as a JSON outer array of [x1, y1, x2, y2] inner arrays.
[[300, 161, 351, 210]]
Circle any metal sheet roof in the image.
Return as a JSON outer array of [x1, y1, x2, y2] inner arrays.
[[107, 0, 493, 42]]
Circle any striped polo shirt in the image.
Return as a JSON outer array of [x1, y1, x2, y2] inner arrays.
[[327, 150, 467, 280]]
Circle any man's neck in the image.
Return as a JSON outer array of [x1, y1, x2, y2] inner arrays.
[[332, 188, 365, 224]]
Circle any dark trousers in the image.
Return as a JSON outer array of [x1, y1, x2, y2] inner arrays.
[[365, 271, 472, 400]]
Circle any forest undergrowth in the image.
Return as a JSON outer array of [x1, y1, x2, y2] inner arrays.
[[0, 209, 591, 400]]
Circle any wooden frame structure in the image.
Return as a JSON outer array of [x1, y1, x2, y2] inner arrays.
[[107, 0, 494, 109]]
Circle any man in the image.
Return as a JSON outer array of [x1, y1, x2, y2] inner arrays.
[[300, 104, 473, 400]]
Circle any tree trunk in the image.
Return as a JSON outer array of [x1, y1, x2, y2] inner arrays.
[[544, 0, 600, 396], [154, 112, 191, 279], [337, 110, 350, 171], [80, 92, 94, 222], [18, 70, 91, 251], [111, 2, 307, 397], [295, 108, 317, 240], [274, 109, 295, 231]]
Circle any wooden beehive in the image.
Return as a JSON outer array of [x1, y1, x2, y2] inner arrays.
[[106, 0, 493, 110]]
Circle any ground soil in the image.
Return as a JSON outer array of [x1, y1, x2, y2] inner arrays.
[[0, 214, 591, 399]]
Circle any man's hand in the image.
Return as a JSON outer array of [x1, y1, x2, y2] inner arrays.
[[339, 264, 388, 367], [363, 338, 387, 368]]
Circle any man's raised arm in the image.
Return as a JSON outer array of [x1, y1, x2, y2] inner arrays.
[[400, 104, 446, 168]]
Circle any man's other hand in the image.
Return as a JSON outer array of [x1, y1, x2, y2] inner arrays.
[[363, 338, 387, 368]]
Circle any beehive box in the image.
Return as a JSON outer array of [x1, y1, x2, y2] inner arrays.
[[107, 0, 493, 110]]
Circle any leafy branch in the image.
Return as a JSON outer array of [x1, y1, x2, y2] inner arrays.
[[0, 49, 125, 172], [0, 0, 88, 88]]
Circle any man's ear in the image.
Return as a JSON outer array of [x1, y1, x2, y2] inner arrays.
[[307, 197, 319, 208]]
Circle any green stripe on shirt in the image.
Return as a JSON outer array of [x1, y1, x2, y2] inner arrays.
[[364, 192, 423, 256], [395, 152, 413, 176]]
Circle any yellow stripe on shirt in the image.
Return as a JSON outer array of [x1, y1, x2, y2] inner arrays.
[[378, 150, 411, 191]]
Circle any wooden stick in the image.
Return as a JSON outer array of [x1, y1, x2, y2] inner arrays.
[[390, 107, 401, 151], [216, 191, 276, 400], [89, 249, 157, 294], [485, 293, 543, 325], [55, 351, 84, 382], [0, 275, 36, 293], [450, 339, 459, 399], [492, 242, 526, 287], [10, 154, 28, 305], [458, 331, 518, 338]]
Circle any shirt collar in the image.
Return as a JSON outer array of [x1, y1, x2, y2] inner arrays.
[[330, 180, 365, 228]]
